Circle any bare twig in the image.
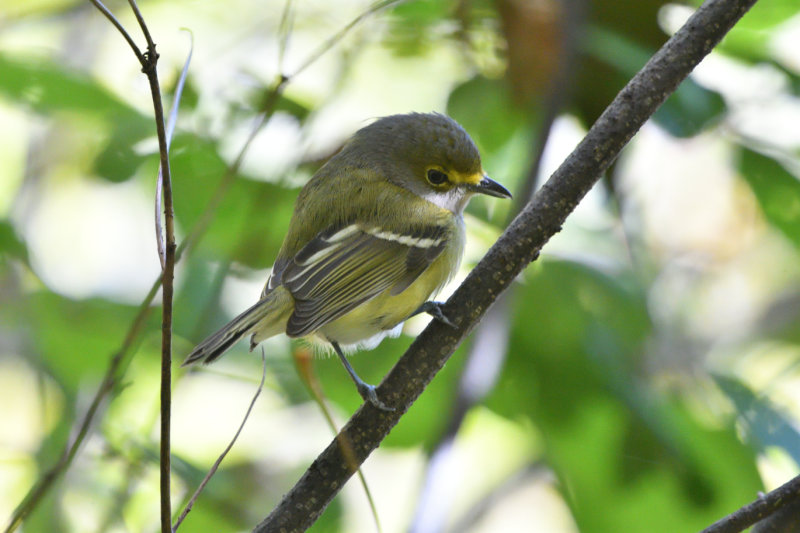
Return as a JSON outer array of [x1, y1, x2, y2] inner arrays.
[[87, 0, 144, 64], [2, 279, 159, 533], [126, 0, 155, 46], [276, 0, 294, 74], [290, 0, 400, 77], [156, 31, 193, 270], [253, 0, 760, 530], [5, 97, 265, 532], [3, 3, 406, 530], [701, 474, 800, 533], [172, 351, 267, 531], [295, 348, 382, 533], [103, 1, 179, 530]]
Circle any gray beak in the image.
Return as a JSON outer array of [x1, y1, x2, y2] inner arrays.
[[473, 174, 512, 199]]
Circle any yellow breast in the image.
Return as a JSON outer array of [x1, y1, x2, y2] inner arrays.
[[316, 217, 465, 348]]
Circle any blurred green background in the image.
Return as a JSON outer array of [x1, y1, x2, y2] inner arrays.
[[2, 0, 800, 531]]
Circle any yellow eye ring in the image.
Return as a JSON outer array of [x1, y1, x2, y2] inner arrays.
[[426, 168, 449, 185]]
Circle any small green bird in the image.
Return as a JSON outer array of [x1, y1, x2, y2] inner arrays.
[[183, 112, 511, 410]]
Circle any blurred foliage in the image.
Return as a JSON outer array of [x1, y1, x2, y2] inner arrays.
[[1, 0, 800, 532], [739, 148, 800, 251], [491, 259, 762, 531]]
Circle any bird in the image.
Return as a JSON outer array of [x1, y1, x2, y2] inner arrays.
[[182, 112, 511, 410]]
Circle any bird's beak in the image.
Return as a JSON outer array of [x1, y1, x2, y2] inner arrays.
[[471, 173, 512, 199]]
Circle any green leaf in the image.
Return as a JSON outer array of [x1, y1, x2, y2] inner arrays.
[[384, 0, 452, 55], [653, 78, 726, 137], [733, 0, 800, 29], [489, 259, 650, 422], [15, 291, 148, 394], [447, 76, 530, 153], [307, 496, 343, 533], [169, 134, 297, 268], [0, 54, 153, 182], [169, 70, 200, 113], [572, 0, 671, 122], [93, 123, 152, 183], [273, 93, 313, 122], [586, 27, 725, 136], [584, 25, 652, 76], [488, 258, 761, 531], [0, 219, 29, 263], [175, 489, 252, 533], [715, 375, 800, 465], [0, 54, 146, 123], [740, 148, 800, 250], [714, 0, 800, 61]]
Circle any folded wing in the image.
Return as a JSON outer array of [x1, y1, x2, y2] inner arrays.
[[276, 223, 448, 337]]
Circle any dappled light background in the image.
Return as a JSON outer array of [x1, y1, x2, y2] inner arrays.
[[2, 0, 800, 532]]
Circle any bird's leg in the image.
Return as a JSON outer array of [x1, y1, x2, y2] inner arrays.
[[409, 301, 456, 328], [331, 341, 394, 412]]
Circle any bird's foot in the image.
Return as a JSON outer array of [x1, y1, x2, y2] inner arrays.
[[357, 382, 395, 412], [332, 341, 395, 411], [413, 301, 456, 328]]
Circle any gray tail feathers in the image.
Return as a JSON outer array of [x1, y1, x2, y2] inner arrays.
[[182, 298, 274, 366]]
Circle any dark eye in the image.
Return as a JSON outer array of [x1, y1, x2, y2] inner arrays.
[[426, 169, 449, 185]]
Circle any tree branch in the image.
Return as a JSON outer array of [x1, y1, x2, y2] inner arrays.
[[411, 1, 586, 527], [253, 0, 759, 530], [701, 474, 800, 533]]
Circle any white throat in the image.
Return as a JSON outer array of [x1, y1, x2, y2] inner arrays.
[[421, 189, 472, 214]]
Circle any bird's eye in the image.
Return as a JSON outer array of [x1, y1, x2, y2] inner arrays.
[[426, 169, 449, 185]]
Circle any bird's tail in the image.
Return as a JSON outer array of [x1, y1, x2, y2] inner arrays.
[[182, 287, 293, 366]]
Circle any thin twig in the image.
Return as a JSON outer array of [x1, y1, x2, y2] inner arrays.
[[93, 0, 179, 530], [276, 0, 294, 74], [156, 31, 193, 270], [172, 350, 267, 531], [104, 0, 178, 529], [127, 0, 156, 51], [87, 0, 144, 64], [701, 474, 800, 533], [4, 2, 401, 529], [3, 276, 160, 533], [295, 348, 382, 533], [291, 0, 400, 77]]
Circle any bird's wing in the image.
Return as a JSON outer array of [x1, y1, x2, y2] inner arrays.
[[279, 223, 448, 337]]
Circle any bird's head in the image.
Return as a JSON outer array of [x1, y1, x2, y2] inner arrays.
[[346, 112, 511, 213]]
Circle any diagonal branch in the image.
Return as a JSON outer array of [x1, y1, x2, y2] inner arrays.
[[701, 473, 800, 533], [253, 0, 759, 530], [411, 1, 586, 527]]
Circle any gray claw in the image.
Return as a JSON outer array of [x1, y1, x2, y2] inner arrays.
[[424, 302, 456, 328], [358, 383, 395, 412]]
